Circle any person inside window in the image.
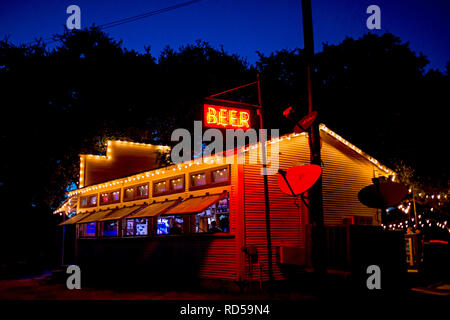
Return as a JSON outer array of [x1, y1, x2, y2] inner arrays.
[[169, 220, 182, 235], [209, 220, 222, 233]]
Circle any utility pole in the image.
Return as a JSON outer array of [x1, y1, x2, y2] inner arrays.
[[301, 0, 326, 278], [257, 74, 274, 292]]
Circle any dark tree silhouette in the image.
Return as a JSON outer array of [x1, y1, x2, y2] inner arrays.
[[0, 29, 447, 275], [257, 33, 448, 189]]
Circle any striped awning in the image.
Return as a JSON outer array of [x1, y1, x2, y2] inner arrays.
[[130, 200, 178, 218], [98, 206, 143, 222], [76, 209, 113, 224], [58, 211, 91, 226], [164, 193, 227, 215]]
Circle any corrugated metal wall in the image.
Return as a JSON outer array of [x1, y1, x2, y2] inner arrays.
[[197, 238, 237, 280], [243, 134, 311, 281], [198, 163, 239, 281], [241, 131, 384, 281], [320, 132, 381, 226]]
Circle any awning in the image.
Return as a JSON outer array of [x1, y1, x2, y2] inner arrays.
[[164, 193, 227, 215], [98, 206, 143, 222], [58, 211, 91, 226], [76, 209, 113, 224], [130, 200, 178, 219]]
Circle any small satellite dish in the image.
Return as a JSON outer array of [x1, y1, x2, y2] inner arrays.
[[278, 164, 322, 196], [294, 111, 317, 134], [358, 182, 408, 209]]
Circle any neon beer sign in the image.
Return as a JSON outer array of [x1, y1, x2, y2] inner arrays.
[[204, 104, 251, 129]]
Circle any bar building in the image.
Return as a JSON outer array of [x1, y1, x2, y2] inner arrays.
[[55, 124, 396, 286]]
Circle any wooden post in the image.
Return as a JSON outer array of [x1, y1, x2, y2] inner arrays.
[[257, 74, 274, 291], [301, 0, 326, 277]]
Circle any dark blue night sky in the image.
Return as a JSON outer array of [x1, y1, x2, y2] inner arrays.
[[1, 0, 449, 70]]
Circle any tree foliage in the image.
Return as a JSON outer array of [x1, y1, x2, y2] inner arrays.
[[0, 28, 447, 271]]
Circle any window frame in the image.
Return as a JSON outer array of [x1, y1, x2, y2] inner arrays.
[[156, 215, 185, 235], [111, 190, 121, 203], [124, 217, 152, 237], [135, 183, 150, 200], [152, 174, 185, 197], [80, 194, 98, 208], [123, 183, 150, 202], [211, 166, 230, 184], [101, 220, 120, 237], [190, 172, 207, 189], [189, 165, 231, 191], [79, 222, 97, 238], [169, 176, 185, 192], [99, 189, 121, 206], [193, 195, 230, 234]]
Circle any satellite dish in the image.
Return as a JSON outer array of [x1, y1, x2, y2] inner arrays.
[[358, 181, 408, 209], [294, 111, 317, 134], [277, 164, 322, 196]]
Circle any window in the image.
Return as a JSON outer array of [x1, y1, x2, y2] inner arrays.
[[80, 222, 96, 237], [136, 218, 148, 235], [170, 177, 184, 191], [191, 173, 206, 187], [212, 167, 228, 183], [123, 184, 149, 202], [126, 219, 135, 236], [125, 218, 149, 236], [80, 197, 88, 208], [137, 184, 149, 197], [154, 181, 166, 194], [89, 195, 97, 206], [103, 220, 119, 237], [124, 187, 135, 201], [189, 166, 230, 191], [100, 193, 109, 205], [153, 176, 184, 196], [100, 190, 121, 205], [112, 191, 120, 202], [195, 196, 229, 233], [80, 195, 97, 208], [157, 216, 183, 235]]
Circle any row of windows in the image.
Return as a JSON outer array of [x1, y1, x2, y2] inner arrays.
[[79, 166, 230, 208], [78, 197, 230, 238]]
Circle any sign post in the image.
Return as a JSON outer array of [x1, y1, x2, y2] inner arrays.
[[205, 76, 274, 291]]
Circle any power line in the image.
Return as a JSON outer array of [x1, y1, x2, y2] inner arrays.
[[98, 0, 201, 30], [26, 0, 201, 47]]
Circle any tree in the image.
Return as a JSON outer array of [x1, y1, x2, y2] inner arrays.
[[0, 29, 447, 274], [257, 33, 449, 189]]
